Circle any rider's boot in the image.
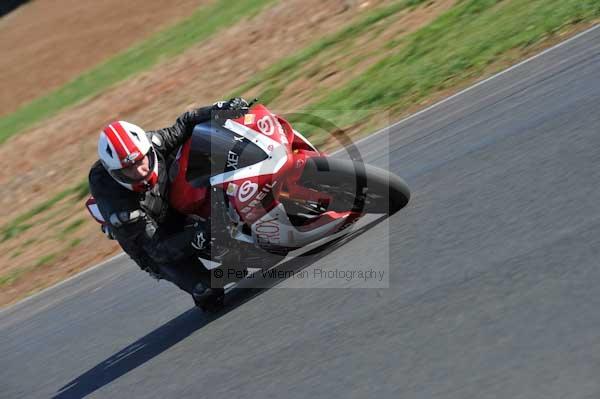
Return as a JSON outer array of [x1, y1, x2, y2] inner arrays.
[[192, 282, 225, 312]]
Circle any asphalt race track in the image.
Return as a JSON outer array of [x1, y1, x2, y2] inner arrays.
[[2, 25, 600, 399]]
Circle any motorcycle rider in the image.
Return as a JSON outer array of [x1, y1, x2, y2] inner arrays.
[[88, 98, 249, 310]]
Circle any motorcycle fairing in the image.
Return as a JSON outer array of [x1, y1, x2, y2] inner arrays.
[[209, 119, 290, 185], [169, 139, 211, 217], [186, 121, 269, 187], [251, 203, 351, 250], [169, 106, 293, 223], [169, 104, 362, 251]]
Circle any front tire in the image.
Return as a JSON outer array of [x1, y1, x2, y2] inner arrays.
[[298, 157, 410, 215]]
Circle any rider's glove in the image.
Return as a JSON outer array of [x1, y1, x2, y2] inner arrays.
[[211, 97, 250, 121]]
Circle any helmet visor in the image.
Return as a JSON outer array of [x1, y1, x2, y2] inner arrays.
[[109, 148, 157, 185]]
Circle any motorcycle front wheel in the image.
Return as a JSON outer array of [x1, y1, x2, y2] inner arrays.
[[298, 156, 410, 215]]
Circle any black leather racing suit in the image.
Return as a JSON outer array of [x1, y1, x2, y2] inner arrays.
[[89, 106, 214, 294]]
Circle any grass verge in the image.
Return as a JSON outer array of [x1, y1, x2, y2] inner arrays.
[[292, 0, 600, 139], [0, 0, 277, 144], [1, 180, 91, 290], [230, 0, 428, 100], [1, 180, 89, 242]]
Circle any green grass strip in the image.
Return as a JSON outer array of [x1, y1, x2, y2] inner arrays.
[[1, 179, 89, 242], [0, 269, 26, 287], [60, 218, 86, 237], [230, 0, 428, 99], [2, 235, 86, 288], [298, 0, 600, 130], [0, 0, 277, 144], [34, 253, 58, 268]]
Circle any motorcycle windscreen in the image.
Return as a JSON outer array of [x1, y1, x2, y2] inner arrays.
[[186, 121, 268, 187]]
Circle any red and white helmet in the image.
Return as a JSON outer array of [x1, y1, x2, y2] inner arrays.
[[98, 121, 159, 192]]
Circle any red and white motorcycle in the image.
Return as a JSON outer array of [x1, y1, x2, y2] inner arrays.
[[87, 104, 410, 270]]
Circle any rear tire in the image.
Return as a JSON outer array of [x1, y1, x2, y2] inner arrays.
[[298, 157, 410, 215]]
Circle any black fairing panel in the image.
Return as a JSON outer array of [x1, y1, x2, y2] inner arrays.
[[186, 122, 268, 187]]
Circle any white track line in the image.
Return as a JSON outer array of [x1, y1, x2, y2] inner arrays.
[[3, 24, 598, 312], [1, 253, 126, 312]]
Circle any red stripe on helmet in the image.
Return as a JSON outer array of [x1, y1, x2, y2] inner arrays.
[[112, 122, 142, 157], [103, 125, 129, 165]]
